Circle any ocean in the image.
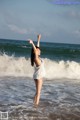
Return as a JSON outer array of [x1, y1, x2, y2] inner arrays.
[[0, 39, 80, 120]]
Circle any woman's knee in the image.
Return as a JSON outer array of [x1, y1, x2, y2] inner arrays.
[[36, 91, 41, 96]]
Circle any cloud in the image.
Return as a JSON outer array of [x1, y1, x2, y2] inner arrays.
[[7, 24, 27, 34], [46, 0, 80, 5], [7, 24, 39, 35], [68, 11, 80, 18], [61, 10, 80, 21], [75, 30, 80, 34], [73, 30, 80, 37], [7, 24, 51, 38]]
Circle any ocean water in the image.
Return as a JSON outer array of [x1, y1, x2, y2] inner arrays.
[[0, 39, 80, 120]]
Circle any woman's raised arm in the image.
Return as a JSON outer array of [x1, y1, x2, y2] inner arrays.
[[36, 34, 41, 47], [29, 39, 36, 54]]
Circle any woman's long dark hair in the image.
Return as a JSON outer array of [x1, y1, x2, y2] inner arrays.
[[31, 47, 35, 66], [31, 46, 40, 66]]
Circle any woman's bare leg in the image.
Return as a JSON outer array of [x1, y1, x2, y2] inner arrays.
[[35, 78, 43, 105], [33, 79, 37, 104]]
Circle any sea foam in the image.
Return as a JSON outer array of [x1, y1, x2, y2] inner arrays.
[[0, 54, 80, 79]]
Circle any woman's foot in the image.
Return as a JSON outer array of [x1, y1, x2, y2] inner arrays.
[[35, 95, 40, 106], [33, 95, 40, 107]]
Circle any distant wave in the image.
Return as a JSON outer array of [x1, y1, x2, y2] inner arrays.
[[0, 39, 80, 61], [0, 54, 80, 80]]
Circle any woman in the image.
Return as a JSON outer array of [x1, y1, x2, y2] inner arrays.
[[29, 34, 45, 106]]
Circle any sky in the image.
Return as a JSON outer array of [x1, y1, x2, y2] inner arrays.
[[0, 0, 80, 44]]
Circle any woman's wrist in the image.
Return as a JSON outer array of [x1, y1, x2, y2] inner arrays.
[[37, 34, 41, 41]]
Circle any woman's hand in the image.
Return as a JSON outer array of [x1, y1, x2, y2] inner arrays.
[[28, 39, 33, 44], [37, 34, 41, 41], [28, 39, 36, 52]]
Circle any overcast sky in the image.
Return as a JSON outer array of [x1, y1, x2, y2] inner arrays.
[[0, 0, 80, 44]]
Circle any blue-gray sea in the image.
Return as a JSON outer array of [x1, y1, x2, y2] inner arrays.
[[0, 39, 80, 120]]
